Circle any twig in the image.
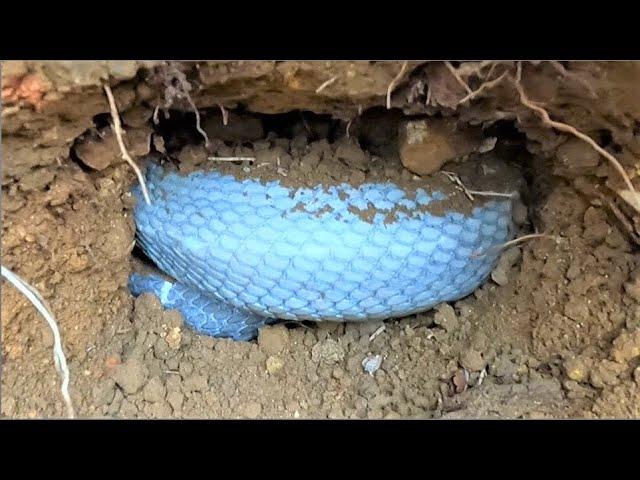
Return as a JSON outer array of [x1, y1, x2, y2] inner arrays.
[[103, 83, 151, 206], [386, 61, 409, 109], [209, 157, 255, 164], [441, 171, 475, 201], [315, 75, 339, 94], [466, 189, 519, 199], [512, 74, 639, 213], [471, 233, 557, 258], [444, 61, 472, 94], [369, 325, 386, 342], [442, 171, 518, 201], [1, 265, 75, 419]]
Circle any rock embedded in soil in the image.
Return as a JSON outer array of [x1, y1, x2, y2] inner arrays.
[[74, 127, 151, 171], [398, 118, 482, 175], [122, 105, 153, 128], [165, 326, 182, 350]]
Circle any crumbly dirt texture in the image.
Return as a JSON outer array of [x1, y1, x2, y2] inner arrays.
[[1, 60, 639, 419], [168, 133, 525, 219]]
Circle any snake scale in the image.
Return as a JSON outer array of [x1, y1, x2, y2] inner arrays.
[[130, 156, 518, 341]]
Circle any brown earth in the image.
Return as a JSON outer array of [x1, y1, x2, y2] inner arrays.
[[1, 60, 639, 419]]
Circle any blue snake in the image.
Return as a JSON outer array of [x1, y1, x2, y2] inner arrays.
[[130, 160, 516, 341]]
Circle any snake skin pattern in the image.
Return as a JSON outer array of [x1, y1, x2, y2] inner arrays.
[[130, 162, 515, 340]]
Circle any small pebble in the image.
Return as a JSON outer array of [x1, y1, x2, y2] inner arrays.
[[165, 327, 182, 350], [362, 354, 382, 376], [563, 357, 589, 382], [266, 355, 284, 375]]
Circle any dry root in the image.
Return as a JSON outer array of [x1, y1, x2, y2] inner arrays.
[[1, 265, 75, 418], [472, 233, 558, 259], [387, 61, 409, 109], [152, 62, 211, 148], [316, 75, 339, 94], [103, 83, 151, 205], [439, 61, 639, 215], [511, 63, 639, 213]]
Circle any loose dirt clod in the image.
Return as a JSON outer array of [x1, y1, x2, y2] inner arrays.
[[258, 325, 290, 356], [113, 358, 149, 395]]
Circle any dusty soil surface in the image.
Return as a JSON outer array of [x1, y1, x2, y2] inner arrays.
[[1, 60, 639, 419], [164, 129, 525, 220]]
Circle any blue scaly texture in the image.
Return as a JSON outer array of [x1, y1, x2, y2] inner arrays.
[[129, 272, 272, 341], [130, 162, 514, 340]]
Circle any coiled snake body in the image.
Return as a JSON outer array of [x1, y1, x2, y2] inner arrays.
[[130, 160, 516, 341]]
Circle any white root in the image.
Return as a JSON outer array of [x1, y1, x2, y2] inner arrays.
[[1, 265, 75, 419], [315, 75, 339, 94], [103, 83, 151, 206], [471, 233, 557, 259], [208, 157, 256, 162], [386, 61, 409, 109]]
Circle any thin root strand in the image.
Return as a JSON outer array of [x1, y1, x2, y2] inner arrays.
[[387, 61, 409, 109], [513, 74, 639, 212], [1, 265, 76, 419], [103, 83, 151, 206]]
